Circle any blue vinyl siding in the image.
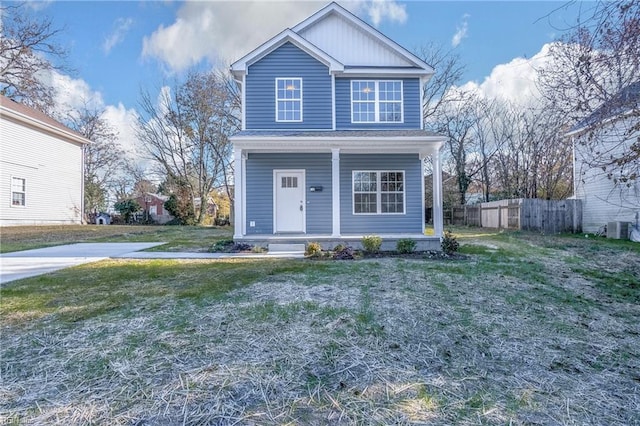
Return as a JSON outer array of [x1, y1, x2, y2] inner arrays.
[[340, 154, 422, 233], [246, 43, 332, 130], [245, 153, 332, 234], [335, 78, 421, 129]]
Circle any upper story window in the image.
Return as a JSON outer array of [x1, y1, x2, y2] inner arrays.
[[276, 78, 302, 122], [11, 177, 26, 207], [351, 80, 403, 123]]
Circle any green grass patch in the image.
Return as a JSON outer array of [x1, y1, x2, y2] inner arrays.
[[572, 266, 640, 302], [0, 259, 329, 324]]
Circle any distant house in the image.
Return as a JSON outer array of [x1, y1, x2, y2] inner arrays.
[[0, 96, 91, 226], [567, 82, 640, 233], [134, 193, 173, 224], [230, 2, 447, 249]]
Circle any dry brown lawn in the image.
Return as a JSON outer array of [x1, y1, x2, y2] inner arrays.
[[1, 229, 639, 425]]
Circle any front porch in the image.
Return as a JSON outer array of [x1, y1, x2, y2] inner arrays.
[[237, 233, 442, 251]]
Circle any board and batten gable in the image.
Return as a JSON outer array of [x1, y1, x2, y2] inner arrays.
[[340, 154, 423, 233], [0, 113, 84, 225], [245, 153, 332, 234], [335, 77, 421, 130], [245, 42, 333, 130]]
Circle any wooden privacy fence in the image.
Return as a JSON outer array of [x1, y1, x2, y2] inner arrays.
[[444, 198, 582, 233]]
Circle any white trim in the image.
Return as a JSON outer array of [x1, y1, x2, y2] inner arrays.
[[350, 80, 403, 124], [291, 2, 434, 74], [10, 176, 26, 208], [421, 157, 426, 234], [241, 75, 246, 131], [230, 29, 344, 78], [273, 169, 306, 233], [233, 148, 243, 239], [331, 148, 341, 237], [420, 77, 425, 130], [341, 68, 430, 77], [275, 77, 303, 122], [352, 170, 406, 215], [241, 152, 247, 236], [432, 151, 444, 238], [231, 137, 446, 157], [331, 74, 336, 130]]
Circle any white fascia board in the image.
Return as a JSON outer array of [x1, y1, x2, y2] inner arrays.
[[231, 136, 446, 155], [230, 29, 344, 77], [341, 68, 431, 78], [292, 2, 434, 74], [0, 107, 92, 146]]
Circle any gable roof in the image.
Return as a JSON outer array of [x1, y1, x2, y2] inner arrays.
[[567, 81, 640, 136], [231, 2, 433, 79], [230, 28, 343, 78], [293, 2, 433, 73], [0, 95, 91, 145]]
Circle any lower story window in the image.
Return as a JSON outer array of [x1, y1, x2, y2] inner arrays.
[[11, 177, 26, 206], [353, 171, 404, 214]]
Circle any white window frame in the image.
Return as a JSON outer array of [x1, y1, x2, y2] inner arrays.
[[275, 77, 303, 122], [352, 170, 405, 215], [350, 80, 403, 124], [11, 176, 26, 207]]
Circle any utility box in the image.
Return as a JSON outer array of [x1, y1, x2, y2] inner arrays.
[[607, 221, 631, 239]]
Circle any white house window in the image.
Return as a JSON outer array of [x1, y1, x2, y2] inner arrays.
[[11, 177, 26, 206], [276, 78, 302, 122], [353, 171, 404, 214], [351, 80, 403, 123]]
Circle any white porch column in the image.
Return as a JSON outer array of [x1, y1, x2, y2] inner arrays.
[[432, 149, 444, 238], [233, 147, 243, 239], [331, 148, 341, 237]]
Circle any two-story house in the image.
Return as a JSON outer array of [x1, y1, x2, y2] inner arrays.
[[230, 2, 446, 250]]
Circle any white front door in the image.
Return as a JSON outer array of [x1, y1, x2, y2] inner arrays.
[[274, 170, 305, 233]]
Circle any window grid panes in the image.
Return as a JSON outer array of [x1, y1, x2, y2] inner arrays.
[[11, 177, 25, 206], [351, 80, 402, 123], [353, 171, 404, 214], [281, 176, 298, 188], [276, 78, 302, 122]]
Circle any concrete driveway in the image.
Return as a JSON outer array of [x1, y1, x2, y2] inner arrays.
[[0, 243, 164, 284]]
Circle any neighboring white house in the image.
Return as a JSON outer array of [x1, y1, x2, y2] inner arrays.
[[567, 82, 640, 233], [0, 95, 91, 226]]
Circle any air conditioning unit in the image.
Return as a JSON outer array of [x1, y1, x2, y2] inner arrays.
[[607, 221, 631, 239]]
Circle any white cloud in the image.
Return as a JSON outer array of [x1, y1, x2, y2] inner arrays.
[[451, 13, 469, 48], [102, 103, 140, 160], [142, 0, 409, 73], [456, 43, 554, 106], [359, 0, 407, 26], [47, 71, 104, 115], [103, 17, 134, 55]]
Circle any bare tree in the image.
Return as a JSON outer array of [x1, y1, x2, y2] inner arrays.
[[539, 0, 640, 189], [0, 2, 67, 113], [136, 70, 240, 224], [65, 107, 128, 217]]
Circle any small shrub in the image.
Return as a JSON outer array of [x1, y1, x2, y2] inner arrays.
[[396, 238, 416, 254], [305, 242, 323, 257], [362, 235, 382, 253], [210, 239, 234, 252], [441, 230, 459, 255], [333, 245, 355, 260]]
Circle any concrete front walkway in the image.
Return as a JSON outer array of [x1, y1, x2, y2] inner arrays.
[[1, 243, 305, 284], [0, 243, 164, 284]]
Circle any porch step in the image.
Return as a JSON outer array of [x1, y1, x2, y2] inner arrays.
[[268, 243, 306, 254]]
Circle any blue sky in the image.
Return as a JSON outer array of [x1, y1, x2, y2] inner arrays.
[[21, 0, 586, 151]]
